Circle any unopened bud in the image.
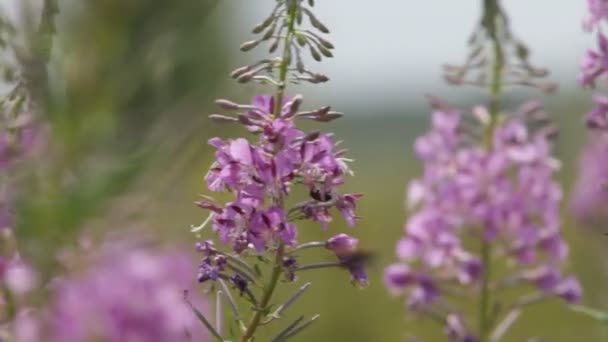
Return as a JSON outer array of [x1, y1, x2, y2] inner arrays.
[[316, 106, 331, 116], [262, 23, 277, 41], [252, 15, 275, 34], [311, 73, 329, 83], [209, 114, 238, 123], [231, 66, 251, 79], [309, 46, 322, 62], [240, 40, 260, 52], [317, 36, 334, 50], [215, 99, 240, 110], [237, 114, 254, 126], [318, 45, 333, 58], [296, 34, 307, 47], [237, 71, 255, 83], [269, 38, 280, 53], [305, 131, 321, 141], [304, 9, 330, 34], [283, 95, 304, 118], [316, 112, 343, 122]]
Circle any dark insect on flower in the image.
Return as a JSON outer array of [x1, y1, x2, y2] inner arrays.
[[325, 234, 372, 286], [339, 250, 373, 286], [282, 256, 298, 282], [309, 188, 332, 202], [230, 274, 249, 295]]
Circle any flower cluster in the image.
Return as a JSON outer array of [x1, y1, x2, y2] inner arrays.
[[584, 0, 608, 32], [579, 0, 608, 128], [385, 103, 580, 339], [0, 254, 38, 310], [193, 1, 365, 340], [27, 241, 210, 342], [570, 135, 608, 221], [199, 95, 360, 255]]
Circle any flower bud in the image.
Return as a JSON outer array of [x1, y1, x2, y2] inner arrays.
[[230, 66, 250, 79], [325, 234, 358, 257], [209, 114, 238, 123], [309, 46, 322, 62], [237, 71, 255, 83], [240, 40, 260, 52], [262, 23, 277, 41], [282, 95, 303, 118], [215, 99, 240, 110], [252, 15, 275, 34]]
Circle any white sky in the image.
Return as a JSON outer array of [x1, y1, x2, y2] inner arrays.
[[1, 1, 592, 112], [220, 1, 590, 110]]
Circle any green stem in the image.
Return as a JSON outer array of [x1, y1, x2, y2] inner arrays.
[[2, 284, 16, 321], [273, 0, 298, 117], [241, 244, 285, 342], [479, 237, 492, 342], [479, 0, 504, 341], [241, 4, 299, 341]]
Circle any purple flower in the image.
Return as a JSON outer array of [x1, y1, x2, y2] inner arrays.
[[47, 242, 209, 342], [578, 37, 608, 88], [0, 257, 38, 297], [445, 314, 476, 342], [325, 234, 368, 286], [249, 207, 297, 252], [584, 0, 608, 31], [325, 233, 358, 256], [384, 263, 415, 295], [386, 102, 578, 314], [554, 277, 583, 303], [200, 94, 360, 253], [586, 95, 608, 129], [570, 135, 608, 221], [336, 193, 362, 227]]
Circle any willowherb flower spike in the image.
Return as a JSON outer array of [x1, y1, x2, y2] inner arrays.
[[16, 240, 213, 342], [577, 0, 608, 130], [192, 1, 365, 341], [387, 0, 580, 340]]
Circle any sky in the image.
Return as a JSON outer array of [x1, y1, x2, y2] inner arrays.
[[0, 1, 592, 113], [219, 1, 590, 111]]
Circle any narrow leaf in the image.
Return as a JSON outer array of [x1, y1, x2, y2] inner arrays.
[[184, 291, 223, 341], [270, 316, 305, 342], [281, 314, 321, 340]]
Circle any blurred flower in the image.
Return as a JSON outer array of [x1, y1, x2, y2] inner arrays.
[[570, 135, 608, 222], [584, 0, 608, 31], [386, 102, 578, 313], [445, 314, 476, 342], [45, 241, 209, 342], [0, 255, 38, 302], [578, 34, 608, 88], [586, 95, 608, 129]]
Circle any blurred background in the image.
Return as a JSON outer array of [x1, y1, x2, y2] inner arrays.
[[4, 0, 608, 340]]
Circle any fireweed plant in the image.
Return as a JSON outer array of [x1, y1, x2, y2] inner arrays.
[[571, 0, 608, 222], [568, 0, 608, 325], [192, 0, 364, 341], [385, 1, 581, 341]]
